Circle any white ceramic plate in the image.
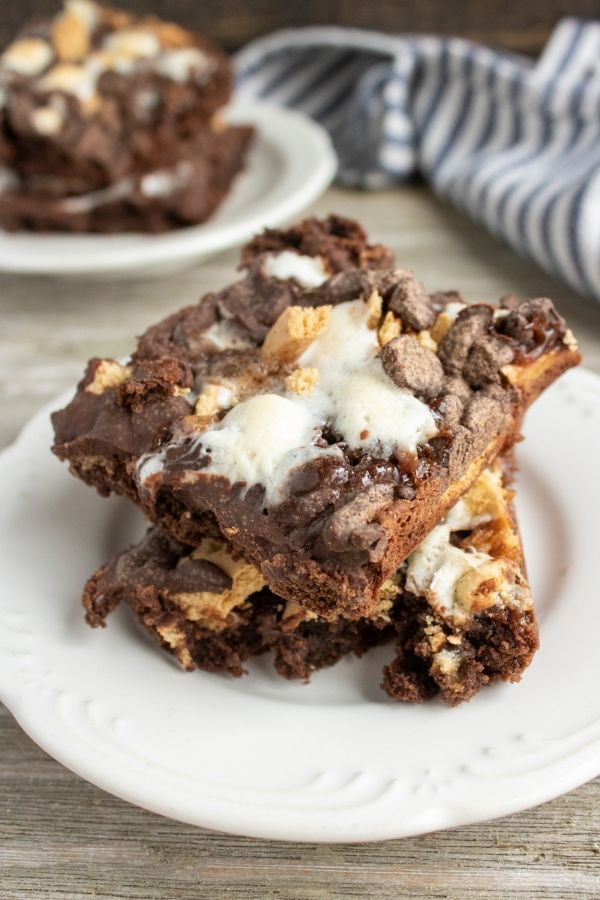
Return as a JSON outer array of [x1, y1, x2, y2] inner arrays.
[[0, 100, 336, 277], [1, 368, 599, 842]]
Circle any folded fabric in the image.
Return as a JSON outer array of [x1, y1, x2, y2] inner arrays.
[[236, 19, 600, 303]]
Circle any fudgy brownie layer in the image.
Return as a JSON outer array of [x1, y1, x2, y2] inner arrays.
[[0, 2, 232, 187], [83, 528, 392, 681], [0, 123, 253, 232], [0, 2, 253, 231], [83, 462, 538, 704], [53, 215, 580, 617]]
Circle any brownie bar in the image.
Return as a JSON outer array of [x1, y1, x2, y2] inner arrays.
[[53, 216, 580, 617], [0, 124, 253, 233], [83, 461, 538, 704], [0, 2, 252, 232]]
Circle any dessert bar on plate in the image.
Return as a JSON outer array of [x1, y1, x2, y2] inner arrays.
[[0, 1, 253, 231], [84, 460, 538, 706], [53, 215, 580, 617]]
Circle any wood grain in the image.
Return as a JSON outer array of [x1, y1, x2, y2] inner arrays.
[[1, 186, 600, 898], [1, 0, 598, 55]]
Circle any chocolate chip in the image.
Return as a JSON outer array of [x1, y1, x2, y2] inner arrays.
[[301, 269, 375, 308], [438, 305, 493, 375], [439, 393, 464, 430], [321, 484, 394, 555], [443, 376, 472, 405], [463, 335, 515, 388], [497, 297, 565, 350], [380, 335, 445, 398], [119, 358, 193, 413], [445, 426, 472, 480], [166, 558, 233, 595], [461, 386, 508, 453], [388, 276, 436, 330]]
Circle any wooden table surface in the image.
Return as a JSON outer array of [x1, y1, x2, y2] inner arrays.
[[1, 186, 600, 899]]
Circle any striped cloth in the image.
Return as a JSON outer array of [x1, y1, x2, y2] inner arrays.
[[235, 19, 600, 302]]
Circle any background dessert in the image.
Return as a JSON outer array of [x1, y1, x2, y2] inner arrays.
[[0, 1, 253, 232]]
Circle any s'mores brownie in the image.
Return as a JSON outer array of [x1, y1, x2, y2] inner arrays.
[[83, 461, 538, 705], [53, 216, 580, 618], [0, 2, 253, 231]]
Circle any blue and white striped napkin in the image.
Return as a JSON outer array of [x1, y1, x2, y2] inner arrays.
[[236, 19, 600, 302]]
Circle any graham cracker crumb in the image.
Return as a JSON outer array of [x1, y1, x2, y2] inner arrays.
[[431, 311, 454, 344], [85, 360, 132, 395], [417, 329, 438, 353], [155, 622, 193, 669], [52, 11, 90, 62], [281, 600, 317, 624], [285, 367, 319, 395], [261, 305, 331, 363], [563, 328, 578, 352], [171, 539, 266, 629], [366, 290, 383, 328], [378, 311, 402, 346]]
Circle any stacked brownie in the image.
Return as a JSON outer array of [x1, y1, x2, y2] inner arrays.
[[0, 2, 253, 232], [53, 215, 581, 704]]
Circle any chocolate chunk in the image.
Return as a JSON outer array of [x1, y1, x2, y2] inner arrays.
[[216, 275, 294, 343], [445, 425, 472, 479], [301, 269, 375, 308], [439, 393, 465, 430], [463, 335, 515, 388], [166, 558, 232, 595], [461, 386, 508, 454], [497, 297, 566, 352], [443, 376, 472, 405], [119, 358, 193, 413], [380, 335, 445, 398], [438, 305, 493, 375], [388, 276, 436, 330], [321, 484, 394, 555]]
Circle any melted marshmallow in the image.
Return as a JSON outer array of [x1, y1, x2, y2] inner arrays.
[[174, 298, 437, 503], [155, 48, 211, 83], [141, 161, 192, 197], [2, 39, 54, 78], [263, 251, 329, 288], [202, 321, 254, 351], [405, 498, 492, 615], [443, 301, 467, 321], [300, 301, 438, 452], [200, 394, 329, 494]]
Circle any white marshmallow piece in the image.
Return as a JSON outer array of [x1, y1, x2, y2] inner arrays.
[[65, 0, 100, 32], [103, 29, 161, 62], [155, 48, 212, 83], [263, 251, 330, 288], [200, 393, 330, 498], [3, 39, 54, 78]]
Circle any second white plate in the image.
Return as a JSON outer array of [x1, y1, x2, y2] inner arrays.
[[0, 100, 337, 277]]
